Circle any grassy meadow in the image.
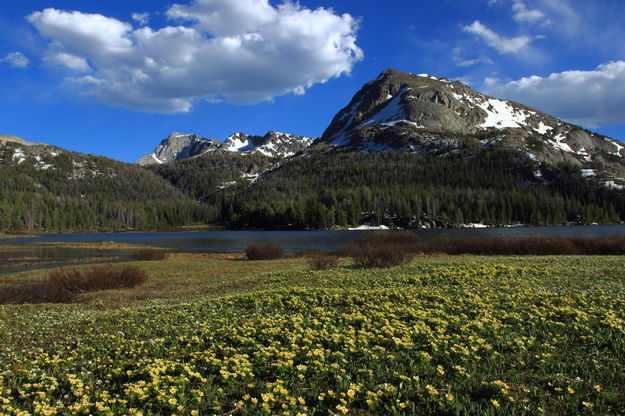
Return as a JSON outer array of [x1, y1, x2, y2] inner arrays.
[[0, 246, 624, 415]]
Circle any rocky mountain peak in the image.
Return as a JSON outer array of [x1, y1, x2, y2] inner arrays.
[[137, 132, 220, 166], [222, 131, 314, 157], [319, 68, 625, 181]]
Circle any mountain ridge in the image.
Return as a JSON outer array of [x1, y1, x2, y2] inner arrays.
[[135, 68, 625, 189], [319, 69, 625, 181], [137, 131, 314, 166]]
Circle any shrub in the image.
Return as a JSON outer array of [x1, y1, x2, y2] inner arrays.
[[132, 248, 169, 261], [47, 266, 149, 293], [340, 232, 417, 268], [307, 252, 340, 270], [245, 242, 285, 260], [0, 283, 74, 304]]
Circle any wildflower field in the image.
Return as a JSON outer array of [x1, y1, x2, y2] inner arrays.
[[0, 251, 624, 415]]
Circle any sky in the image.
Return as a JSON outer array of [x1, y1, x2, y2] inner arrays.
[[1, 0, 625, 162]]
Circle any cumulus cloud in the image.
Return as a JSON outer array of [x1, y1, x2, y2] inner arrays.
[[488, 61, 625, 127], [44, 52, 91, 72], [1, 52, 30, 68], [511, 0, 545, 23], [27, 1, 363, 113], [463, 21, 540, 54], [131, 13, 149, 26]]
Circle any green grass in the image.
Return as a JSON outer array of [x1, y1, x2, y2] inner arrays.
[[0, 253, 624, 415]]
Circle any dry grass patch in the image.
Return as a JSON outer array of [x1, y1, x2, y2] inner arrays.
[[245, 242, 285, 260], [132, 248, 169, 261]]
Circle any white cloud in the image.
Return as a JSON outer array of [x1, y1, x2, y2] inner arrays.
[[45, 52, 91, 72], [1, 52, 30, 68], [27, 1, 363, 114], [488, 61, 625, 127], [453, 55, 494, 67], [28, 9, 133, 54], [463, 20, 540, 54], [511, 0, 545, 23], [484, 77, 500, 87], [132, 13, 149, 26]]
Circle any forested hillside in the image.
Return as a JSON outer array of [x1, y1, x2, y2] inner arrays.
[[147, 145, 625, 229], [0, 141, 208, 231]]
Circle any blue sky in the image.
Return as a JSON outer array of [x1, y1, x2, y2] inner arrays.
[[1, 0, 625, 162]]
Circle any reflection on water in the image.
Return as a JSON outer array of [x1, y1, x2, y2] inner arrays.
[[0, 247, 131, 275], [2, 225, 624, 274]]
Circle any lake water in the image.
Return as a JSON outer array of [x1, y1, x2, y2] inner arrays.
[[2, 225, 624, 274]]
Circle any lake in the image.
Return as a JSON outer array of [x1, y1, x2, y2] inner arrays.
[[2, 225, 624, 274]]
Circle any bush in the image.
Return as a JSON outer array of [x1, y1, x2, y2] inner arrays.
[[0, 283, 74, 304], [0, 265, 149, 305], [132, 248, 169, 261], [307, 252, 340, 270], [245, 242, 285, 260], [47, 266, 149, 293], [340, 232, 416, 268]]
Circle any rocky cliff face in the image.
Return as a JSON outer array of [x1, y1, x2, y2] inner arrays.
[[137, 133, 221, 166], [320, 68, 625, 182]]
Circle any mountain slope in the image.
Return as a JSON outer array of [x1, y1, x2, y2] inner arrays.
[[225, 148, 624, 229], [321, 68, 625, 184], [0, 138, 208, 231]]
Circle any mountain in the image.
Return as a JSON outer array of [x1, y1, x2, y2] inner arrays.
[[137, 131, 314, 165], [137, 132, 221, 166], [221, 131, 315, 157], [4, 69, 625, 232], [145, 68, 625, 229], [321, 68, 625, 184], [0, 137, 208, 231]]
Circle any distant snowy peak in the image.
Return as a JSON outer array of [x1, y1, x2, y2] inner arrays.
[[320, 68, 625, 175], [138, 131, 314, 165], [222, 131, 314, 158], [137, 132, 220, 166]]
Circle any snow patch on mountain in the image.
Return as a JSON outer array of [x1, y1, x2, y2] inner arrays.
[[476, 98, 529, 129], [151, 154, 164, 164], [223, 133, 254, 152], [359, 87, 410, 127], [604, 180, 625, 190], [610, 140, 624, 157], [12, 148, 26, 164], [549, 133, 575, 153], [222, 132, 313, 158], [534, 122, 553, 135]]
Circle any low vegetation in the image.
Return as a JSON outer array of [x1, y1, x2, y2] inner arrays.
[[339, 232, 416, 268], [131, 248, 169, 261], [0, 245, 624, 415], [306, 251, 340, 270], [245, 241, 285, 260], [0, 265, 149, 304], [339, 232, 625, 264], [425, 234, 625, 255]]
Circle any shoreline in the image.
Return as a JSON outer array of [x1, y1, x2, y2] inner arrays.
[[2, 221, 624, 238]]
